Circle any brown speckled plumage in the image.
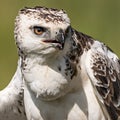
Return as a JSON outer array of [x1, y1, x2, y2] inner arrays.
[[1, 6, 120, 120], [19, 6, 69, 23]]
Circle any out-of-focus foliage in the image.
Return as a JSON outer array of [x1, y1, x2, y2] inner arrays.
[[0, 0, 120, 89]]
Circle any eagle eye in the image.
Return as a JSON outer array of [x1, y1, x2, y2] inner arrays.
[[33, 26, 46, 35]]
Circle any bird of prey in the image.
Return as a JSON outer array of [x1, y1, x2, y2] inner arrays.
[[0, 6, 120, 120]]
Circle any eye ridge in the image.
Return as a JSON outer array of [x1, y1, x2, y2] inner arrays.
[[33, 26, 46, 35]]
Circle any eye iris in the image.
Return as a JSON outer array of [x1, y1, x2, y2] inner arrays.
[[34, 27, 44, 35]]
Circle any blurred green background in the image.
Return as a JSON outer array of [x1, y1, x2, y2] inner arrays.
[[0, 0, 120, 89]]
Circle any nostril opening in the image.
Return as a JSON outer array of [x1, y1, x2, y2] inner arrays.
[[56, 32, 58, 34]]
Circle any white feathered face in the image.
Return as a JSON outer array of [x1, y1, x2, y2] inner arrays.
[[15, 7, 71, 55]]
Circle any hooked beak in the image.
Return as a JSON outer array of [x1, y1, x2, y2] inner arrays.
[[43, 26, 71, 50], [55, 29, 65, 50]]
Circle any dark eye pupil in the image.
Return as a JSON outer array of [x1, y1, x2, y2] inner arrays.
[[36, 27, 44, 32], [34, 26, 45, 32], [33, 26, 46, 35]]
